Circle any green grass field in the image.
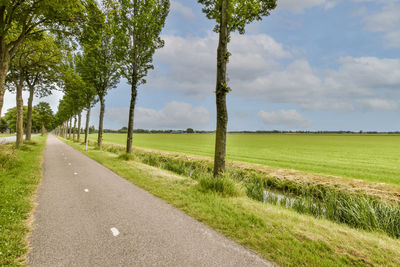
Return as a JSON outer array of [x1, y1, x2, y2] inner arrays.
[[90, 133, 400, 185], [0, 136, 47, 266], [0, 134, 14, 137]]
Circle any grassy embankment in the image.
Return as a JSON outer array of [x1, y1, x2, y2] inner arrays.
[[90, 133, 400, 185], [0, 136, 47, 266], [64, 137, 400, 266], [0, 134, 15, 137]]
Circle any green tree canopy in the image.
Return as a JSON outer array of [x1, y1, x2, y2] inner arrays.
[[198, 0, 276, 34], [111, 0, 170, 153], [4, 106, 41, 132], [34, 102, 54, 134], [79, 0, 120, 148], [0, 0, 93, 116], [0, 117, 7, 132], [198, 0, 276, 176], [6, 32, 63, 140]]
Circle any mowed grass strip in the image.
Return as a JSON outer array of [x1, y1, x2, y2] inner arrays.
[[89, 133, 400, 185], [65, 138, 400, 266], [0, 134, 15, 137], [0, 136, 47, 266]]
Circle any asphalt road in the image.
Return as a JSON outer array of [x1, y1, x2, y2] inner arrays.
[[28, 135, 273, 267]]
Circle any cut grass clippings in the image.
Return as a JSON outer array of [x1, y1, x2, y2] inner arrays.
[[63, 138, 400, 266], [0, 136, 47, 266]]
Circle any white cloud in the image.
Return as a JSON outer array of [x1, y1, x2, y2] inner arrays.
[[278, 0, 400, 48], [277, 0, 339, 13], [237, 56, 400, 112], [150, 32, 400, 113], [234, 60, 328, 110], [170, 1, 194, 19], [330, 56, 400, 91], [357, 98, 398, 111], [150, 32, 291, 97], [258, 109, 311, 128], [104, 101, 210, 129], [358, 2, 400, 48]]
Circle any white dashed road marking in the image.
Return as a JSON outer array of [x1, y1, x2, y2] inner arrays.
[[111, 227, 120, 237], [84, 189, 89, 192], [74, 172, 78, 175]]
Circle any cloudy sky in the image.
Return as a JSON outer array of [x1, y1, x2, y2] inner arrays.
[[4, 0, 400, 131]]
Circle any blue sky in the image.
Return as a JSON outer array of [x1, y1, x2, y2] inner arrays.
[[4, 0, 400, 131]]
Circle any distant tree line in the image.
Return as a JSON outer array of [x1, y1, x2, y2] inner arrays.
[[89, 128, 400, 135], [0, 103, 54, 135], [99, 127, 198, 134], [231, 130, 400, 134]]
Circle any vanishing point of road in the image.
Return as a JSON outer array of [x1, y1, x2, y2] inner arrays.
[[27, 135, 273, 266]]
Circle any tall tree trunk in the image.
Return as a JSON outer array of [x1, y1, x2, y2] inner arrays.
[[78, 112, 82, 142], [26, 86, 34, 140], [85, 107, 91, 151], [98, 98, 105, 149], [15, 78, 24, 148], [73, 115, 77, 141], [0, 49, 10, 118], [64, 122, 67, 138], [41, 121, 45, 136], [126, 82, 138, 154], [68, 118, 72, 139], [213, 0, 229, 177]]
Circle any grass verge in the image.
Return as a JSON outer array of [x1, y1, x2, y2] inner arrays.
[[0, 134, 15, 137], [89, 133, 400, 185], [0, 136, 47, 266], [89, 141, 400, 238], [63, 137, 400, 266]]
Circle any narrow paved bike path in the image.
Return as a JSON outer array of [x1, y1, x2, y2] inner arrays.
[[28, 135, 272, 266]]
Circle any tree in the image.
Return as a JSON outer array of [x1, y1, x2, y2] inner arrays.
[[198, 0, 276, 176], [4, 106, 40, 133], [0, 117, 7, 132], [34, 102, 53, 135], [55, 56, 98, 147], [6, 34, 61, 146], [75, 54, 99, 147], [23, 34, 62, 140], [4, 106, 26, 133], [186, 128, 194, 133], [6, 41, 32, 147], [0, 0, 88, 117], [79, 1, 119, 149], [89, 125, 96, 134], [112, 0, 170, 153]]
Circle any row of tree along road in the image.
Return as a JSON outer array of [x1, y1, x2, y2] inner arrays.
[[0, 0, 277, 177], [1, 103, 53, 135]]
